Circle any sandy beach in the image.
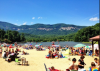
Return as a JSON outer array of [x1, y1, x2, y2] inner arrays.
[[0, 48, 99, 71]]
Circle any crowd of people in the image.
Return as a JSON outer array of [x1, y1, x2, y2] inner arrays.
[[46, 46, 65, 59], [67, 56, 99, 71], [46, 45, 99, 71], [68, 46, 99, 56], [0, 43, 29, 64], [0, 43, 99, 71], [2, 46, 20, 62], [22, 45, 33, 50]]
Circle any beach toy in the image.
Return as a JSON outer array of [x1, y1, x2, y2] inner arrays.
[[55, 56, 58, 59], [65, 57, 67, 58]]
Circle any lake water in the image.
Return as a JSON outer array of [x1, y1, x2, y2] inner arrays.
[[19, 41, 92, 47]]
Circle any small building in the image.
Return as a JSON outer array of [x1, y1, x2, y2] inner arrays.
[[89, 35, 100, 56]]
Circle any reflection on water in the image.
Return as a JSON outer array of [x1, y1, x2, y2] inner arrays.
[[19, 41, 92, 47]]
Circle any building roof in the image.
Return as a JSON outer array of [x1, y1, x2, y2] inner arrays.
[[89, 35, 100, 41]]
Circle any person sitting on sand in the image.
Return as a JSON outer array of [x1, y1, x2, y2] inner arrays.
[[50, 47, 54, 52], [69, 58, 77, 71], [8, 49, 11, 54], [6, 51, 9, 57], [2, 51, 6, 58], [12, 49, 14, 53], [14, 51, 19, 58], [22, 51, 26, 55], [58, 51, 62, 58], [52, 50, 56, 58], [22, 51, 29, 55], [89, 62, 99, 71], [49, 50, 52, 58]]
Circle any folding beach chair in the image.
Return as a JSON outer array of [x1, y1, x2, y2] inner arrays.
[[44, 63, 48, 71], [15, 58, 20, 65], [22, 57, 28, 66]]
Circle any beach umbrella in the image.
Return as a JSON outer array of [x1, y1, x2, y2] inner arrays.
[[74, 44, 86, 48], [1, 45, 3, 47], [39, 44, 42, 46], [35, 45, 39, 47], [9, 45, 12, 48], [52, 45, 59, 47], [85, 46, 90, 49]]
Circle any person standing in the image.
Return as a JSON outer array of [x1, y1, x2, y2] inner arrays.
[[78, 56, 86, 70]]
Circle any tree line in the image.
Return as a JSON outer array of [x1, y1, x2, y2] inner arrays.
[[0, 29, 25, 43], [74, 23, 100, 42], [25, 33, 75, 42]]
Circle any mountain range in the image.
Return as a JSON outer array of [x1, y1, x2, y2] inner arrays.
[[0, 21, 87, 35]]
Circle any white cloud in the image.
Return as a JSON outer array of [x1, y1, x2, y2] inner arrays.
[[38, 17, 40, 19], [14, 23, 18, 25], [89, 17, 99, 21], [31, 22, 33, 24], [23, 22, 27, 25], [32, 17, 35, 19], [38, 17, 42, 19]]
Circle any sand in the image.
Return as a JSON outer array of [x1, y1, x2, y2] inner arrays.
[[0, 48, 99, 71]]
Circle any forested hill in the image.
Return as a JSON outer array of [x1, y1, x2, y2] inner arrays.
[[0, 21, 87, 35], [74, 23, 100, 42]]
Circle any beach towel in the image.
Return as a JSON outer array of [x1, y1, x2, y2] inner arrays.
[[64, 49, 69, 56], [48, 68, 59, 71]]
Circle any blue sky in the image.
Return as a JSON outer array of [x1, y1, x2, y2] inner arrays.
[[0, 0, 99, 26]]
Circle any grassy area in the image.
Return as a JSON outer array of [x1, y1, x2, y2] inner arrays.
[[82, 42, 98, 44]]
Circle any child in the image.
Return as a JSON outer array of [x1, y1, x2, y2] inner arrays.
[[74, 65, 78, 71], [94, 58, 98, 66], [69, 58, 77, 71], [89, 62, 98, 71]]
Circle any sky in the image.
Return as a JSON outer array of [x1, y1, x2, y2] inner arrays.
[[0, 0, 99, 26]]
